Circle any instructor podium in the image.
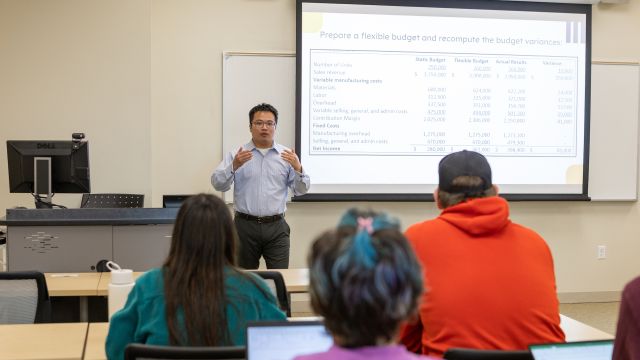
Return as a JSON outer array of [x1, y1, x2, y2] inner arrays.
[[1, 208, 177, 273]]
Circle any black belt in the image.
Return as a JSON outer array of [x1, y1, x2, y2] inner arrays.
[[235, 211, 284, 224]]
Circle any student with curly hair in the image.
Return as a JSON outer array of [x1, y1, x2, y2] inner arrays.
[[295, 209, 436, 360]]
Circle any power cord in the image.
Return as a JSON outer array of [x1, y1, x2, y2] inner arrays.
[[32, 193, 67, 209]]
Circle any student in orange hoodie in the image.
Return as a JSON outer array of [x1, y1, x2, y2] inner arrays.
[[400, 150, 565, 357]]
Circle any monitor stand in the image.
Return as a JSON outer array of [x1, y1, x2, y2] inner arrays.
[[34, 157, 53, 209]]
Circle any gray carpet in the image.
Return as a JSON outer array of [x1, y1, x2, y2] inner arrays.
[[559, 302, 620, 335]]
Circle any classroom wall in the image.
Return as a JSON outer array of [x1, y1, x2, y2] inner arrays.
[[1, 0, 639, 299], [0, 0, 152, 205]]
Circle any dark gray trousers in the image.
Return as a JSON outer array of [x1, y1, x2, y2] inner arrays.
[[234, 216, 290, 269]]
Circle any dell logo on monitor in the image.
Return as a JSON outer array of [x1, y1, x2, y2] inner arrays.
[[37, 143, 56, 149]]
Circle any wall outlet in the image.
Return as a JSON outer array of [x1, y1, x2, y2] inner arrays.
[[597, 245, 607, 259]]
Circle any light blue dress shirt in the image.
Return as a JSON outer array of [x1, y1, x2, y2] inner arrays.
[[212, 141, 310, 216]]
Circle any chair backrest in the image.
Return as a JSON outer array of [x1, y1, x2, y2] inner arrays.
[[0, 271, 51, 323], [0, 228, 6, 271], [252, 270, 291, 317], [81, 193, 144, 208], [443, 348, 534, 360], [124, 344, 245, 360]]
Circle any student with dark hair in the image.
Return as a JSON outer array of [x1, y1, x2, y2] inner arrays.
[[212, 102, 310, 269], [295, 209, 436, 360], [105, 194, 286, 360], [400, 150, 565, 356], [613, 276, 640, 360]]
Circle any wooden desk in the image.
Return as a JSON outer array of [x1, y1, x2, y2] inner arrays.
[[0, 322, 88, 360], [49, 315, 609, 360], [45, 273, 612, 344], [96, 268, 310, 294], [81, 318, 314, 360], [45, 273, 101, 296], [560, 314, 613, 342], [286, 314, 614, 341], [268, 268, 309, 293], [84, 322, 109, 360], [46, 273, 102, 322]]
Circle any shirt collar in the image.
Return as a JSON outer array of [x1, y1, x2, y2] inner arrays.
[[244, 140, 287, 154]]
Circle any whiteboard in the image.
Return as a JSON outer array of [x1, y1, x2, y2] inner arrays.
[[221, 52, 296, 202], [222, 52, 640, 201], [589, 63, 639, 201]]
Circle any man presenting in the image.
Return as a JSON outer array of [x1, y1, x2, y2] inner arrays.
[[400, 150, 564, 356], [212, 103, 310, 269]]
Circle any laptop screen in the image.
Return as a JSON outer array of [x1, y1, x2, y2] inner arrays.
[[529, 340, 614, 360], [162, 195, 192, 208], [246, 321, 333, 360]]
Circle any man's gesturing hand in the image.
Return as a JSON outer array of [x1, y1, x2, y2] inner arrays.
[[233, 147, 253, 171], [281, 149, 302, 173]]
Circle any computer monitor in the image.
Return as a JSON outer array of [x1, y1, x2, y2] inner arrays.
[[7, 139, 90, 207]]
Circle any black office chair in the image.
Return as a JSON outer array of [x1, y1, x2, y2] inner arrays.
[[443, 348, 533, 360], [0, 228, 6, 271], [0, 271, 51, 323], [81, 193, 144, 208], [252, 270, 291, 317], [124, 344, 245, 360]]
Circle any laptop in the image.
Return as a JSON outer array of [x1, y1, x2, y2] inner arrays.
[[162, 194, 192, 208], [529, 340, 614, 360], [246, 321, 333, 360]]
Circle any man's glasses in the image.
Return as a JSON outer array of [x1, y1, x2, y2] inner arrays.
[[252, 121, 276, 128]]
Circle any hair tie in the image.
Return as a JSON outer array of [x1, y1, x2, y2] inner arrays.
[[334, 210, 401, 270], [357, 217, 374, 234]]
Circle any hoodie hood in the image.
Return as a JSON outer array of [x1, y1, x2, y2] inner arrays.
[[439, 196, 510, 236]]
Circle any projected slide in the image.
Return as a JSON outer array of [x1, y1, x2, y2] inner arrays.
[[298, 1, 590, 198]]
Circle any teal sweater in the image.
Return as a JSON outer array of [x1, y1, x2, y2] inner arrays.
[[105, 267, 286, 360]]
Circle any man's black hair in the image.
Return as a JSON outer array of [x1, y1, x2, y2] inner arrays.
[[248, 103, 278, 125]]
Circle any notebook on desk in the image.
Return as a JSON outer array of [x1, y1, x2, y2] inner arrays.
[[529, 339, 614, 360], [246, 321, 333, 360]]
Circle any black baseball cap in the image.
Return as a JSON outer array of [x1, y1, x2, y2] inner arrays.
[[438, 150, 492, 192]]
